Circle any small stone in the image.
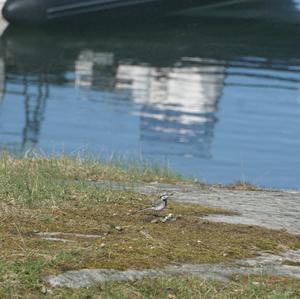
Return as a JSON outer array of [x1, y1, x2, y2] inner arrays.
[[100, 243, 106, 248], [151, 219, 159, 223], [252, 281, 260, 286], [199, 220, 209, 225], [3, 273, 17, 281], [41, 286, 47, 294], [33, 230, 39, 234], [115, 226, 123, 231], [162, 213, 176, 223]]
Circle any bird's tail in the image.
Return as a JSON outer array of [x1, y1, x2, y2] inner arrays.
[[131, 207, 151, 214]]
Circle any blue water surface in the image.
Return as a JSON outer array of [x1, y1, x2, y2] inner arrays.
[[0, 18, 300, 188]]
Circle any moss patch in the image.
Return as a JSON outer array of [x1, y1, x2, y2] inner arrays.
[[1, 194, 300, 272], [283, 260, 300, 267]]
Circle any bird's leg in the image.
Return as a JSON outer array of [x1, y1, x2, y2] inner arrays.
[[151, 212, 160, 217]]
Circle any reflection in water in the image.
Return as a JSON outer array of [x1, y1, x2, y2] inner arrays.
[[0, 19, 300, 188], [2, 69, 48, 151], [77, 53, 224, 158], [75, 50, 115, 89], [116, 61, 224, 157], [0, 57, 4, 102], [188, 0, 300, 22], [22, 76, 48, 150]]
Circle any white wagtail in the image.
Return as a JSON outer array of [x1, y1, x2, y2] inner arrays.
[[133, 192, 172, 214]]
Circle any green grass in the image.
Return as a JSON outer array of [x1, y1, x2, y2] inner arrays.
[[0, 152, 184, 207], [0, 152, 182, 188]]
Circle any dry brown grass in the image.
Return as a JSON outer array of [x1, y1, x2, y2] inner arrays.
[[225, 181, 264, 191]]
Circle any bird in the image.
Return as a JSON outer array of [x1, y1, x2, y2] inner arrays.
[[133, 192, 171, 214]]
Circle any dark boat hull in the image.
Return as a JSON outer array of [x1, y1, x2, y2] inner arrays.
[[2, 0, 249, 25]]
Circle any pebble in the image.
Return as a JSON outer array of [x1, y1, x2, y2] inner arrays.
[[162, 213, 176, 223], [41, 286, 48, 294], [252, 282, 260, 286], [151, 219, 160, 223]]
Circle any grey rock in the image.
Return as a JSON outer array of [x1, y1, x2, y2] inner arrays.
[[45, 250, 300, 288]]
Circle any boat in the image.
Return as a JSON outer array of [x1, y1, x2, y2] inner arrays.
[[2, 0, 300, 25], [2, 0, 265, 26], [1, 0, 252, 25]]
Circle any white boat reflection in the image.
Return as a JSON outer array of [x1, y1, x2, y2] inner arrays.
[[115, 60, 225, 157]]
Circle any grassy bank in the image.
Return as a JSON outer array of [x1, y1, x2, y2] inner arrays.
[[0, 154, 299, 298], [0, 153, 182, 186]]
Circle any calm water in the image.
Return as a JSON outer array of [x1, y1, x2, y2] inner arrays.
[[0, 18, 300, 189]]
